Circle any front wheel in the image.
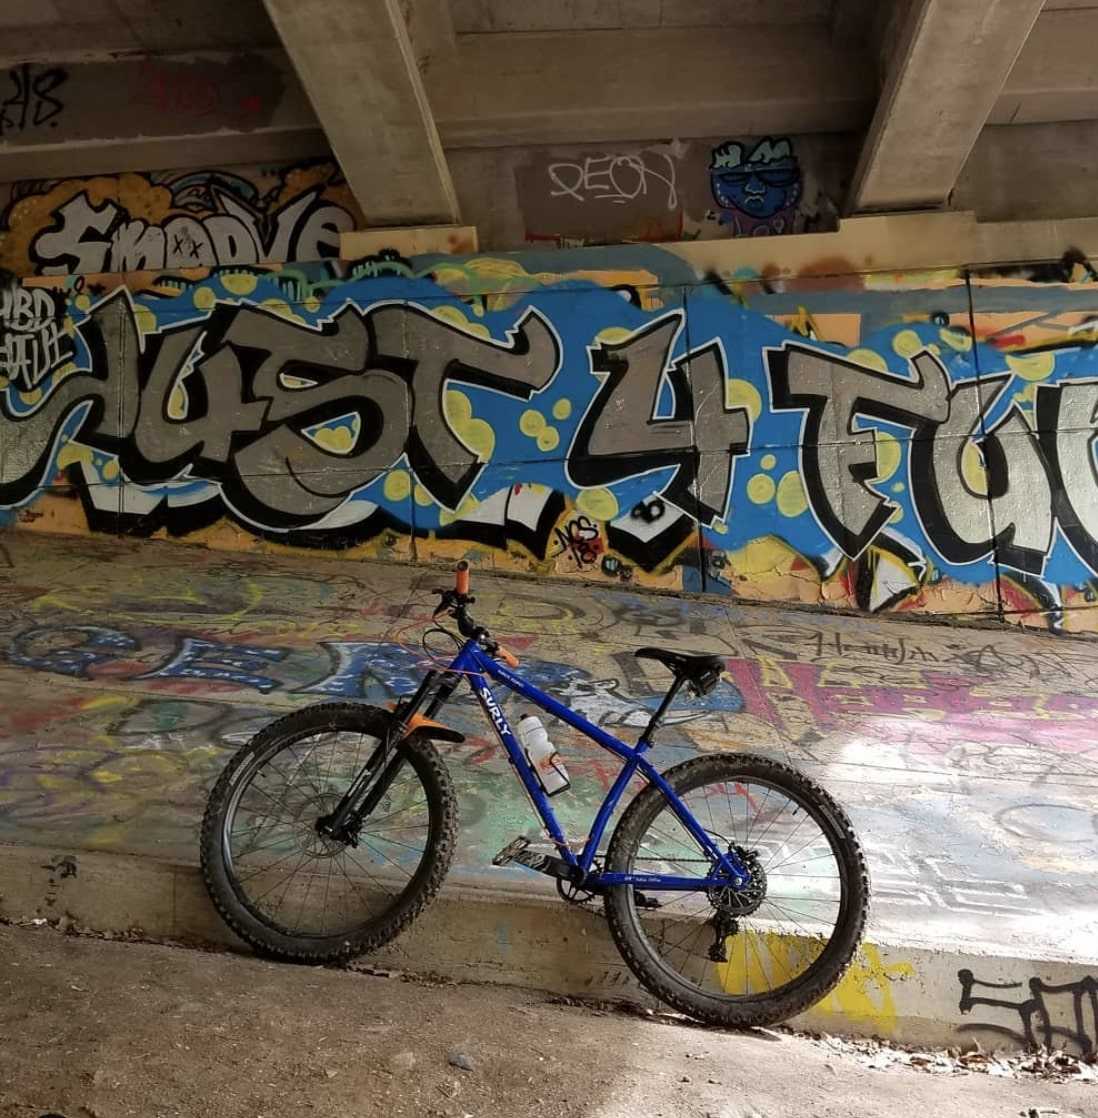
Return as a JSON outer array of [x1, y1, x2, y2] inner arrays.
[[201, 702, 457, 963], [604, 753, 869, 1027]]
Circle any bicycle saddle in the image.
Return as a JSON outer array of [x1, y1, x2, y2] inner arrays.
[[635, 647, 726, 696]]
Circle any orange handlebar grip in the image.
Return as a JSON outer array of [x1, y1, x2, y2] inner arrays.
[[497, 645, 520, 668], [455, 560, 470, 596]]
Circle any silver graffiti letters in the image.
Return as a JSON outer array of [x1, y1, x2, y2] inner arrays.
[[371, 304, 561, 507], [11, 290, 1098, 583], [769, 342, 1066, 575], [768, 342, 950, 557], [570, 314, 750, 525], [0, 292, 560, 529], [33, 187, 354, 274]]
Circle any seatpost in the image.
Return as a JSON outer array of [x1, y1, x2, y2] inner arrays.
[[640, 675, 685, 743]]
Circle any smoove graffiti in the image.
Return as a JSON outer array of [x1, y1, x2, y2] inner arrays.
[[0, 162, 360, 276]]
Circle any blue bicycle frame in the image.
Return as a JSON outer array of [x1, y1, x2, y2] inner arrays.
[[448, 639, 750, 892]]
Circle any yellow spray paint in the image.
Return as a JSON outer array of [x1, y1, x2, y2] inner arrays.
[[717, 933, 913, 1033]]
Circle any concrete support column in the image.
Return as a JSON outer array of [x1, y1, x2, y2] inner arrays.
[[263, 0, 460, 227], [847, 0, 1045, 213]]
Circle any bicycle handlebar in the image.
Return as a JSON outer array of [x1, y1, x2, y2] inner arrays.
[[455, 560, 470, 596]]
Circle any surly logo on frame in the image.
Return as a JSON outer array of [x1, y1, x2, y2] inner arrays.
[[479, 686, 510, 736]]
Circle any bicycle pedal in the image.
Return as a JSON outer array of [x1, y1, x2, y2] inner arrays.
[[492, 836, 530, 867]]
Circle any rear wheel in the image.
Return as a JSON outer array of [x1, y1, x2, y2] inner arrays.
[[201, 703, 457, 963], [604, 753, 868, 1027]]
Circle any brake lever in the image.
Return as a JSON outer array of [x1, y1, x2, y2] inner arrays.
[[431, 588, 475, 618]]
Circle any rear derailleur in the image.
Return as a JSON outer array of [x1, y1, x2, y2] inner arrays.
[[706, 910, 740, 963]]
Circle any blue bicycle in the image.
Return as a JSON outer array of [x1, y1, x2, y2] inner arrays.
[[202, 563, 869, 1026]]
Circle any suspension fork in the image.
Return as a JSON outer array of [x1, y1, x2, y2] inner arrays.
[[317, 670, 454, 841], [313, 670, 438, 840]]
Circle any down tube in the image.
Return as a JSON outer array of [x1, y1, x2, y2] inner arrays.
[[459, 649, 575, 862]]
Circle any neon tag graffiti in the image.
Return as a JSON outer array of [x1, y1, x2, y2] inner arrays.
[[547, 152, 679, 210]]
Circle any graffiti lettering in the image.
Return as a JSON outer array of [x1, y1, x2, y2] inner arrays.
[[554, 515, 602, 567], [0, 292, 561, 530], [12, 262, 1098, 619], [6, 624, 138, 678], [32, 187, 354, 275], [547, 152, 679, 210], [768, 342, 950, 557], [0, 63, 67, 135], [139, 637, 287, 693], [298, 641, 424, 698], [571, 315, 750, 526], [958, 968, 1097, 1056], [0, 285, 69, 390], [768, 342, 1063, 575]]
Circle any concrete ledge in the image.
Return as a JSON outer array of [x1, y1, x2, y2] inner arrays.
[[341, 224, 478, 260], [3, 841, 1095, 1053]]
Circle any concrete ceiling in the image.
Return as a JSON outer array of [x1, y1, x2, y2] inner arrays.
[[0, 0, 1095, 227]]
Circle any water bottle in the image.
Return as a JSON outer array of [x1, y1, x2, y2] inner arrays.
[[516, 714, 570, 796]]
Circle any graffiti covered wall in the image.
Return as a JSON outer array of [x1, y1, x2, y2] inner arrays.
[[514, 134, 844, 249], [0, 160, 362, 277], [5, 245, 1098, 632]]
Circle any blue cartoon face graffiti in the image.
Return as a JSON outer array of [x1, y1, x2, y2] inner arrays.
[[710, 137, 802, 223]]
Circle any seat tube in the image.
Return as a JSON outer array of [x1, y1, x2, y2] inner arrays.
[[639, 677, 684, 743]]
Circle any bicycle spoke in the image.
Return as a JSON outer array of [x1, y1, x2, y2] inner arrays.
[[235, 845, 308, 886], [362, 834, 429, 855], [341, 846, 399, 898], [359, 836, 414, 880], [746, 783, 772, 849], [766, 834, 834, 873], [250, 850, 312, 906]]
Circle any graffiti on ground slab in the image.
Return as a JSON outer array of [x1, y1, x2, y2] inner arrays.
[[958, 968, 1097, 1056], [0, 161, 361, 277], [9, 259, 1098, 622]]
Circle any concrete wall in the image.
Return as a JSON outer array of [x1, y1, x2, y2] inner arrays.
[[4, 236, 1098, 632], [0, 133, 847, 271], [7, 121, 1098, 268]]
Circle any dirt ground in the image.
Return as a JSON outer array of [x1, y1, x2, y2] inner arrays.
[[0, 924, 1094, 1118]]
